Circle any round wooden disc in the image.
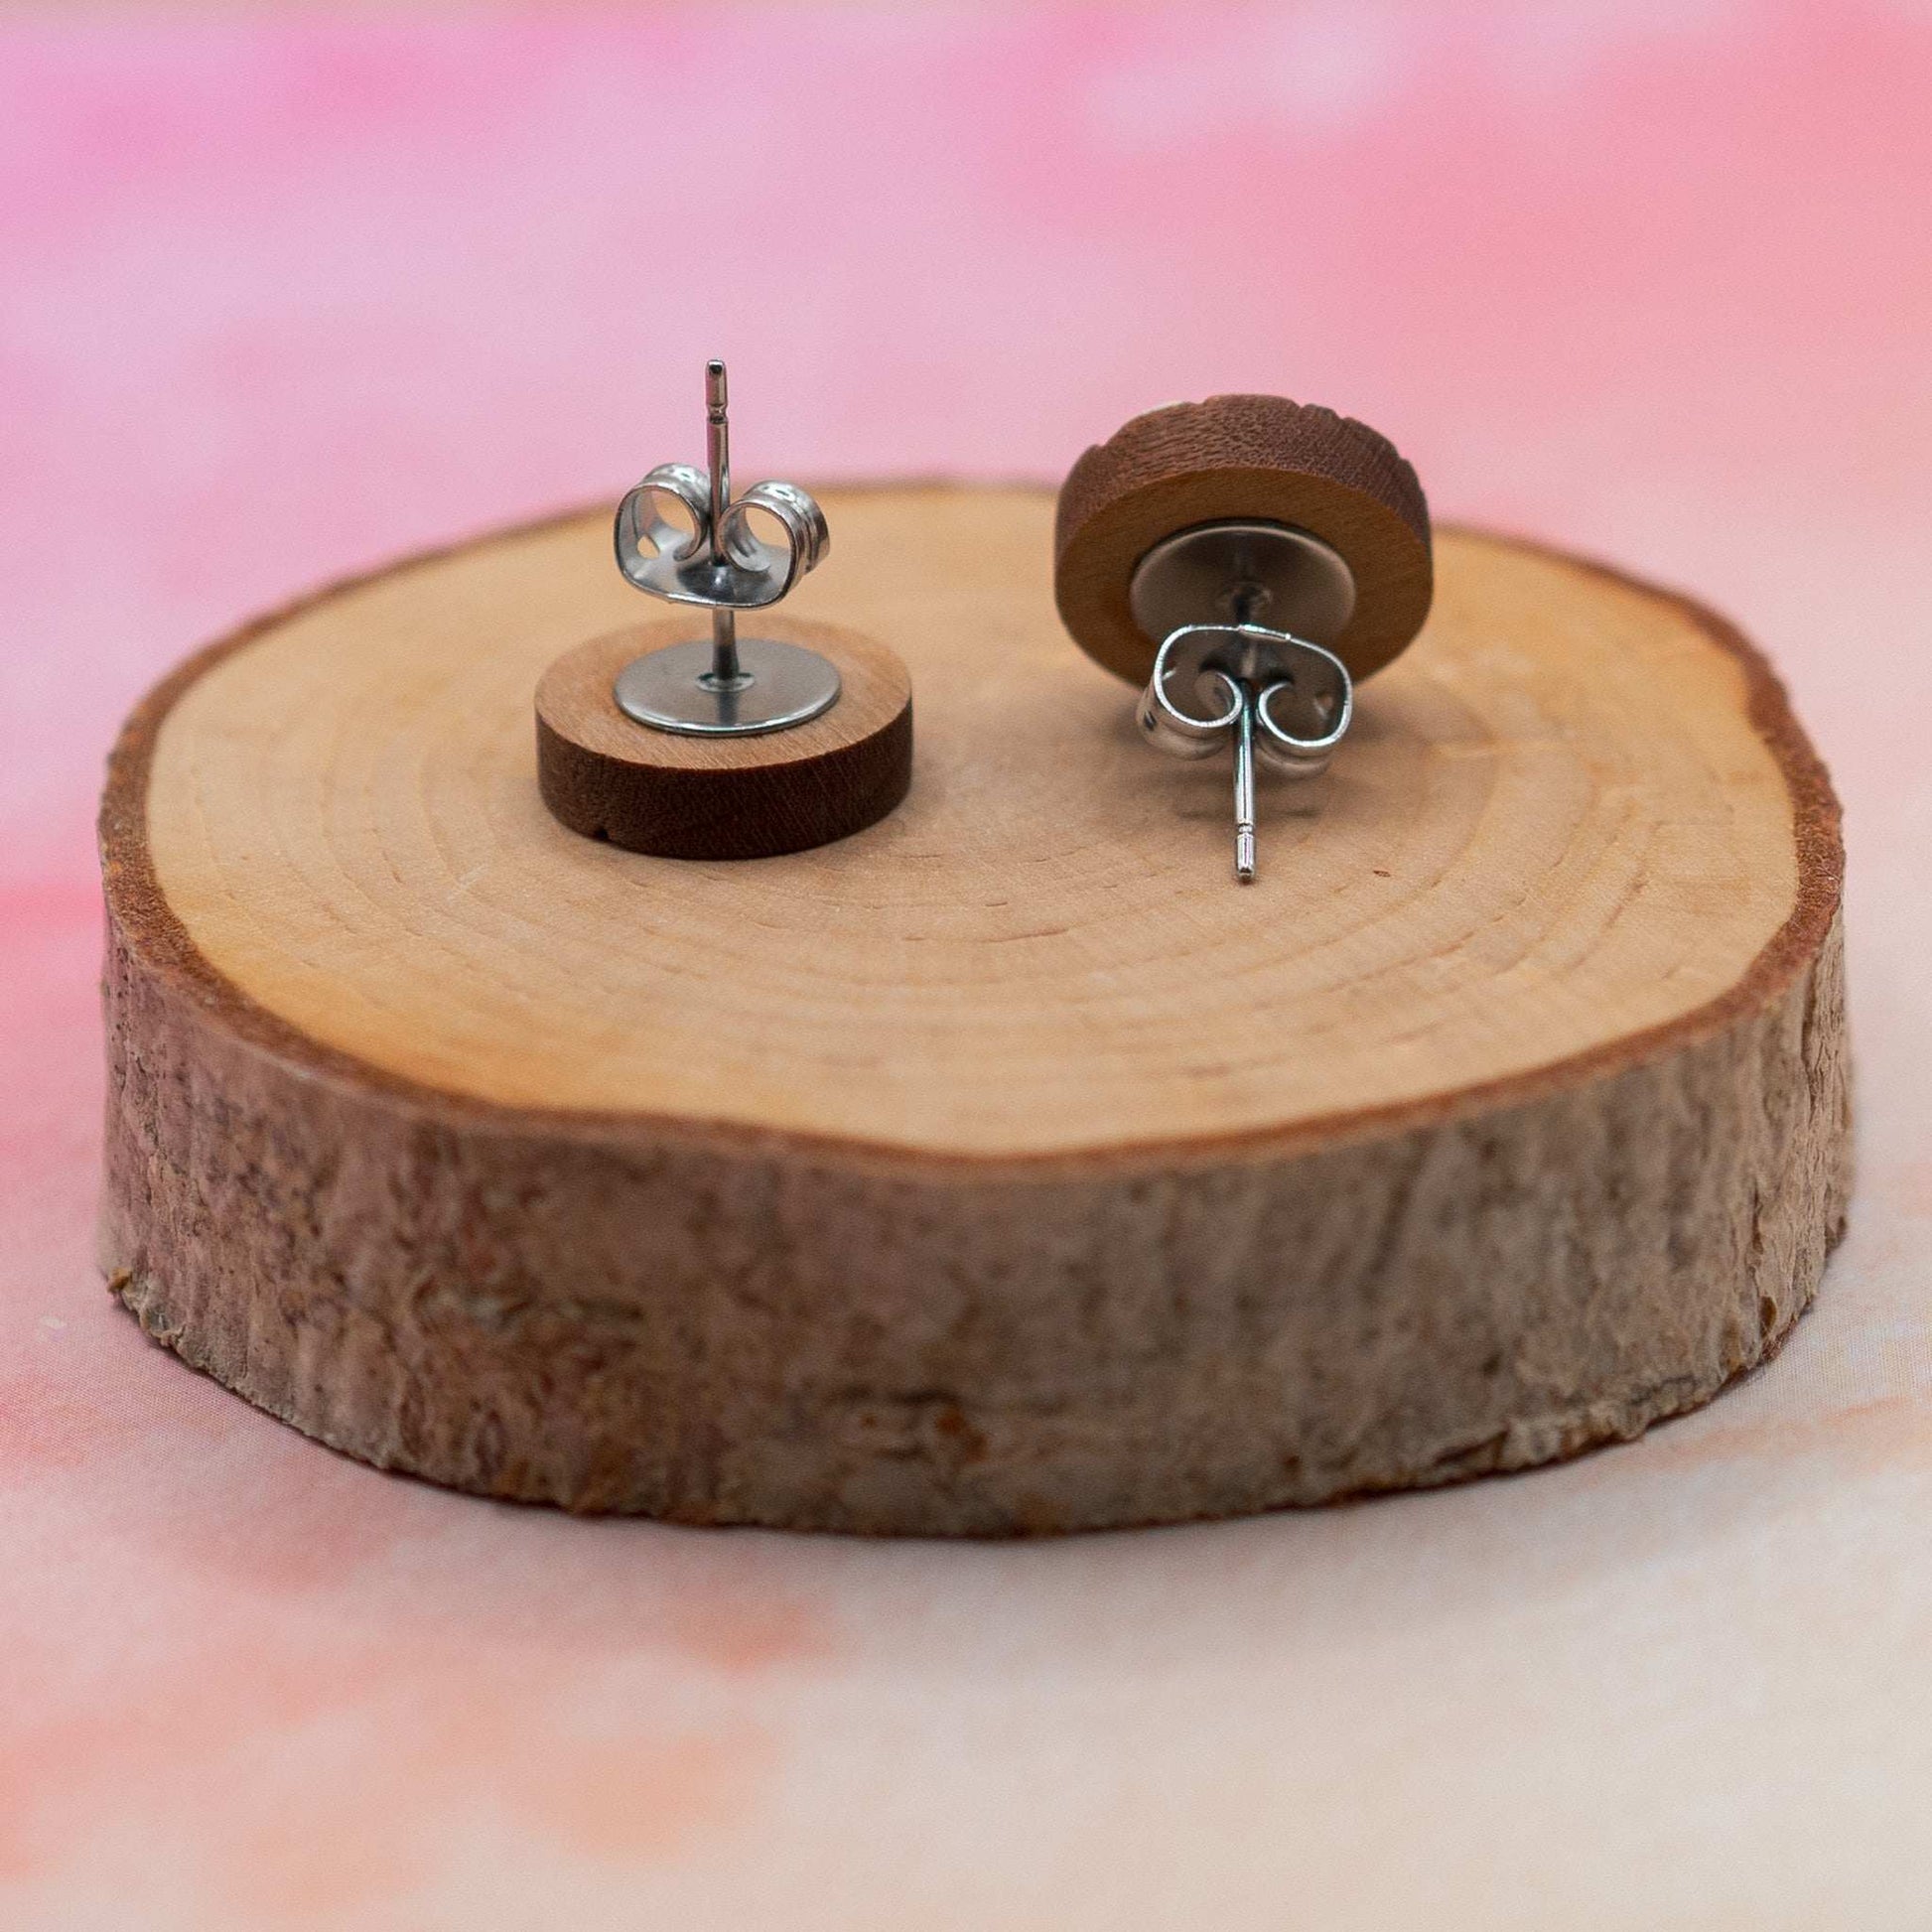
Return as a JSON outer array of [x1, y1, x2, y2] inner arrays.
[[1054, 393, 1433, 685], [98, 486, 1848, 1535], [535, 617, 912, 859]]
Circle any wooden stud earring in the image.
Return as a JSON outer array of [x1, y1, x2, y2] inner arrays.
[[536, 360, 913, 860], [1053, 393, 1433, 881]]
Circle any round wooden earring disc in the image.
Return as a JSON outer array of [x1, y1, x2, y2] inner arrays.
[[535, 617, 912, 860], [1054, 393, 1435, 687]]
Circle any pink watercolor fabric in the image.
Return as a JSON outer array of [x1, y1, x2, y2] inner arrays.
[[5, 4, 1932, 1924]]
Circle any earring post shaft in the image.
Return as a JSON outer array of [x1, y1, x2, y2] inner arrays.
[[1233, 682, 1258, 882], [704, 360, 741, 687]]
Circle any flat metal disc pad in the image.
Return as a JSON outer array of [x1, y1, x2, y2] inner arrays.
[[1129, 521, 1356, 648], [614, 637, 842, 738]]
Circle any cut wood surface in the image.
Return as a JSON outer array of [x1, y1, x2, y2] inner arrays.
[[98, 485, 1850, 1534]]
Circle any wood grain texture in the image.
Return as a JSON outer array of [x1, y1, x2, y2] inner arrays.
[[1056, 394, 1433, 685], [97, 485, 1849, 1535], [536, 618, 912, 859]]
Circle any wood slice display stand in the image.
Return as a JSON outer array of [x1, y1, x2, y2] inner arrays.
[[97, 486, 1850, 1535]]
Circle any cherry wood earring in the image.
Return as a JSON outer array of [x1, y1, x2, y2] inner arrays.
[[535, 360, 912, 860], [1055, 392, 1431, 879]]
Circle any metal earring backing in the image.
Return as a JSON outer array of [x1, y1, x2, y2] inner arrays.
[[1131, 525, 1357, 881], [612, 360, 840, 736], [1053, 394, 1435, 884]]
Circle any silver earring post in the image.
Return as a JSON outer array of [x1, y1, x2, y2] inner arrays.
[[703, 360, 743, 691], [612, 360, 839, 737], [1130, 522, 1356, 882]]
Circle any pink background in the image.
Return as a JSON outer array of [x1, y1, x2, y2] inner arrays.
[[6, 4, 1932, 1924]]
